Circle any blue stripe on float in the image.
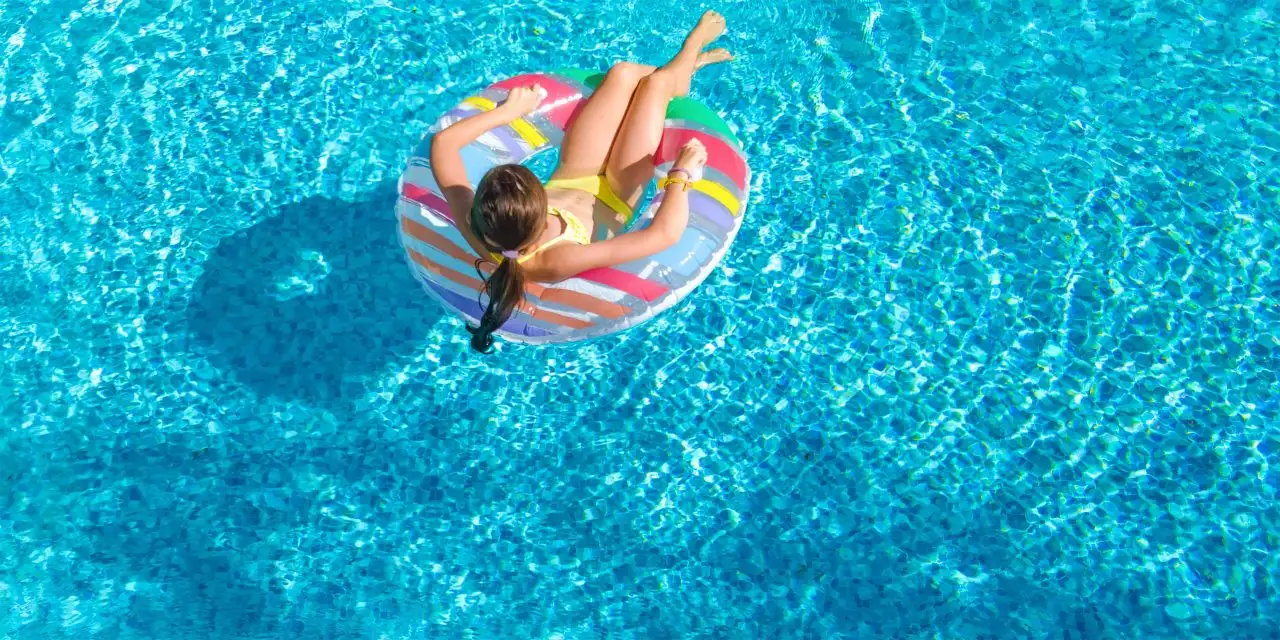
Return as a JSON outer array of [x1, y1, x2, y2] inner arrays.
[[411, 139, 500, 183], [424, 281, 553, 337], [650, 227, 716, 278], [489, 127, 528, 161], [421, 277, 473, 318], [460, 145, 497, 184], [646, 190, 735, 238], [412, 133, 522, 172], [446, 106, 481, 121], [687, 190, 736, 231]]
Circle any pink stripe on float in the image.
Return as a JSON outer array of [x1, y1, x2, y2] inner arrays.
[[490, 74, 583, 131], [401, 183, 453, 223], [654, 128, 749, 191], [577, 267, 667, 303]]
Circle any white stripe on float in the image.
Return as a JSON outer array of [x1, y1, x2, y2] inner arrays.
[[401, 164, 442, 193], [399, 233, 610, 326], [549, 275, 637, 306]]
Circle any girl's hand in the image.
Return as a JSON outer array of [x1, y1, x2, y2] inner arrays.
[[501, 85, 545, 118], [672, 138, 707, 175]]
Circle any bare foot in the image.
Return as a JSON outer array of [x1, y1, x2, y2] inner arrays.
[[696, 48, 734, 70], [686, 10, 727, 49]]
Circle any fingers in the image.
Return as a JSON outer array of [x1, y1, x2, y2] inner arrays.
[[504, 85, 544, 114], [681, 139, 707, 165], [674, 138, 708, 182], [683, 139, 706, 160]]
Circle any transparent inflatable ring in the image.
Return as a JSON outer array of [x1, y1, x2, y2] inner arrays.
[[396, 68, 751, 344]]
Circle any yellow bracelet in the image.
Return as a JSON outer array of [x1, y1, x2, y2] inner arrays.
[[660, 177, 692, 192]]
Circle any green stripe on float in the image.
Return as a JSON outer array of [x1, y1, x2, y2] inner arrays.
[[666, 97, 740, 146], [551, 68, 605, 89]]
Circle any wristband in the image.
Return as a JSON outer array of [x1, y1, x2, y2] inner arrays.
[[660, 177, 692, 192]]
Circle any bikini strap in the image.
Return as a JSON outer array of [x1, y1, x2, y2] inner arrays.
[[491, 208, 587, 264], [552, 207, 591, 245]]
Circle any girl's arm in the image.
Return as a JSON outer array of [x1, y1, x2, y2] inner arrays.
[[531, 140, 708, 282], [429, 86, 544, 256]]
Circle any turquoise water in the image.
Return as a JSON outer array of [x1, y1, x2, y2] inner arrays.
[[2, 0, 1278, 637]]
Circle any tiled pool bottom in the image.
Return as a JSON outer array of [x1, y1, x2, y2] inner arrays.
[[2, 0, 1279, 637]]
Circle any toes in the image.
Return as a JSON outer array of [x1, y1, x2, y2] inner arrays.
[[697, 10, 725, 30], [696, 48, 734, 68]]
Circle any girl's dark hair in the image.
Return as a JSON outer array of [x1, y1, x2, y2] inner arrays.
[[465, 164, 547, 353]]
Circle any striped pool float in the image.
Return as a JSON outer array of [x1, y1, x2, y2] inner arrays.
[[396, 68, 750, 344]]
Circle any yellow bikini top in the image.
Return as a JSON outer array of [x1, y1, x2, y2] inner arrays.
[[491, 207, 590, 264]]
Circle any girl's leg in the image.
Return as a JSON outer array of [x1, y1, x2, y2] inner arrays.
[[605, 11, 730, 207], [550, 62, 656, 179]]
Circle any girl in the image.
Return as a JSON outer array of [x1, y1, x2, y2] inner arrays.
[[429, 11, 733, 353]]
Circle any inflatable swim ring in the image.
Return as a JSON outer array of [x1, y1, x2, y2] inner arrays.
[[396, 68, 750, 344]]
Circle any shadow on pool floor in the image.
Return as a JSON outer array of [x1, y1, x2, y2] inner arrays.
[[20, 415, 455, 638], [187, 182, 443, 406]]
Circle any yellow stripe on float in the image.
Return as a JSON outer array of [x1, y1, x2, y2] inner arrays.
[[658, 178, 742, 216], [461, 96, 549, 148], [463, 96, 497, 111], [509, 118, 550, 148]]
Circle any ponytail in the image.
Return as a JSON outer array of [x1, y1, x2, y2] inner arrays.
[[465, 163, 546, 354], [467, 257, 527, 353]]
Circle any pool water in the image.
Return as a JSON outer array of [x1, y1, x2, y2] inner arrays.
[[2, 0, 1277, 637]]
